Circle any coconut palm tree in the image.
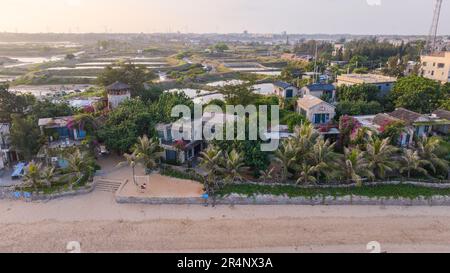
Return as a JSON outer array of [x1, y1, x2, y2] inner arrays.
[[352, 127, 373, 149], [118, 151, 139, 186], [341, 148, 373, 187], [416, 137, 449, 176], [223, 149, 247, 183], [364, 137, 398, 180], [132, 135, 162, 173], [292, 124, 319, 155], [23, 163, 42, 191], [41, 166, 56, 188], [310, 138, 340, 181], [296, 163, 318, 185], [67, 149, 95, 186], [274, 140, 297, 182], [399, 149, 430, 179], [199, 145, 224, 177]]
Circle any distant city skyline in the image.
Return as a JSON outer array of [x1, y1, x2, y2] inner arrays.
[[0, 0, 449, 35]]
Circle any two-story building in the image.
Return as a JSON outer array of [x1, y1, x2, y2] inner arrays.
[[156, 112, 236, 165], [421, 52, 450, 83], [106, 81, 131, 110]]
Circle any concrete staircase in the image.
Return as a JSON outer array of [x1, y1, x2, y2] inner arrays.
[[95, 178, 123, 193]]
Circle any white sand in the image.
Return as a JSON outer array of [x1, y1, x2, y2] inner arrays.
[[2, 191, 450, 252], [2, 156, 450, 253], [117, 174, 204, 198]]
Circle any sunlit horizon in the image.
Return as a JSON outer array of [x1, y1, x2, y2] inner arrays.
[[0, 0, 449, 35]]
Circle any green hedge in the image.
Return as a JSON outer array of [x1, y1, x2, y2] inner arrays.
[[218, 183, 450, 199]]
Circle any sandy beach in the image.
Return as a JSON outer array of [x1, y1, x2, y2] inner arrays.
[[1, 157, 450, 253], [2, 189, 450, 253]]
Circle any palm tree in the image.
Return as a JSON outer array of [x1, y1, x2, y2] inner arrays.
[[133, 135, 162, 173], [67, 149, 94, 186], [310, 138, 340, 181], [399, 149, 430, 179], [23, 163, 42, 191], [364, 137, 398, 180], [199, 145, 223, 172], [416, 137, 449, 176], [223, 149, 247, 183], [341, 148, 373, 187], [41, 166, 56, 188], [352, 127, 373, 149], [118, 151, 139, 186], [274, 140, 297, 182], [296, 163, 318, 185], [292, 124, 319, 154]]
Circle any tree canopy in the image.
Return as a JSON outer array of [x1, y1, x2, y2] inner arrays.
[[390, 76, 444, 113], [97, 63, 157, 96]]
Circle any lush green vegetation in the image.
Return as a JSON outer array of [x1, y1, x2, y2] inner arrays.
[[218, 183, 450, 199], [160, 166, 203, 182], [97, 62, 157, 96], [20, 148, 98, 194], [390, 76, 446, 113]]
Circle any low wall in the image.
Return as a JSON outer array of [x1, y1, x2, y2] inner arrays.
[[116, 196, 204, 205], [114, 180, 450, 206], [115, 193, 450, 206], [216, 194, 450, 206], [30, 183, 95, 201], [0, 182, 95, 201]]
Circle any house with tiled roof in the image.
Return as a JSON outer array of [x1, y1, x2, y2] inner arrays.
[[273, 81, 300, 99], [297, 95, 336, 125], [353, 108, 450, 147], [300, 83, 336, 101], [432, 109, 450, 134], [106, 81, 131, 110], [38, 116, 86, 149]]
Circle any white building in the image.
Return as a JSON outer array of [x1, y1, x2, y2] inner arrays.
[[296, 95, 336, 125], [336, 73, 397, 95], [300, 83, 336, 101], [273, 81, 300, 99], [106, 82, 131, 110]]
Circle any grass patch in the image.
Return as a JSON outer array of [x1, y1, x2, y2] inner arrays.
[[160, 167, 203, 182], [218, 183, 450, 199]]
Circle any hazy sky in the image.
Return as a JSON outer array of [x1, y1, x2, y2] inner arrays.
[[0, 0, 449, 35]]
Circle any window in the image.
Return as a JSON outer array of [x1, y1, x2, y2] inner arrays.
[[313, 113, 330, 124], [423, 62, 427, 66], [438, 63, 445, 68], [431, 71, 435, 76]]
